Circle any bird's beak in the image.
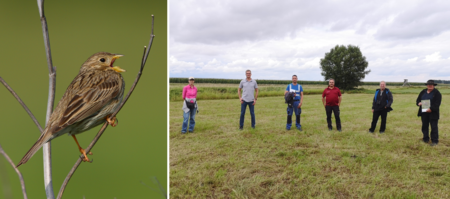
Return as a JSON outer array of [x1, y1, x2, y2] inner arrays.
[[110, 54, 125, 73]]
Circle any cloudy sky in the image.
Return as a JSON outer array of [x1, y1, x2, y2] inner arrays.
[[169, 0, 450, 82]]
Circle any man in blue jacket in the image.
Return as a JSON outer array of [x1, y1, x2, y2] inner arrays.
[[369, 81, 393, 133], [284, 75, 303, 130]]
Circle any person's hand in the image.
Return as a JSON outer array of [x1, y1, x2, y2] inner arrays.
[[298, 103, 302, 108], [426, 108, 432, 113], [418, 102, 422, 106], [240, 98, 243, 104], [385, 106, 387, 109], [252, 99, 256, 105], [372, 109, 374, 113], [338, 103, 340, 107]]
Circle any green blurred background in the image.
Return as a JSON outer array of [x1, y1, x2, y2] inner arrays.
[[0, 0, 167, 198]]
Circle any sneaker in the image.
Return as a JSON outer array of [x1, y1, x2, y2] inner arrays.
[[252, 127, 255, 129], [379, 131, 385, 134], [286, 128, 291, 130], [181, 131, 187, 134], [420, 139, 429, 144], [368, 130, 374, 133], [338, 129, 342, 132], [297, 127, 302, 131], [239, 127, 243, 130], [188, 131, 194, 133], [328, 128, 332, 131], [430, 142, 438, 147]]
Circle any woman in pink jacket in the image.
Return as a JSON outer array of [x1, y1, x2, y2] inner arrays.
[[181, 77, 198, 133]]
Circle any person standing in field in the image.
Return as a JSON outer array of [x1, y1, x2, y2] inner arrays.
[[322, 78, 342, 131], [284, 75, 303, 131], [238, 69, 259, 130], [369, 81, 393, 133], [181, 77, 198, 134], [416, 80, 442, 146]]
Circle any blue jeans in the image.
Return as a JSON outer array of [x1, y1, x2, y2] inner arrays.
[[182, 108, 197, 133], [286, 101, 301, 129], [240, 101, 255, 128]]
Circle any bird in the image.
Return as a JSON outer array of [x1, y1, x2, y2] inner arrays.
[[16, 52, 126, 167]]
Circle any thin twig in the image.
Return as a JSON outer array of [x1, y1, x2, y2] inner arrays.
[[152, 177, 167, 199], [0, 144, 28, 199], [0, 76, 44, 133], [57, 15, 156, 199], [37, 0, 56, 198]]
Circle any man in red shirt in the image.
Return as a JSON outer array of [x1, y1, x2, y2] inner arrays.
[[322, 79, 342, 131]]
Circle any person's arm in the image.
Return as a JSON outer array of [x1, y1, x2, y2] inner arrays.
[[338, 89, 342, 106], [387, 91, 393, 108], [285, 85, 289, 95], [322, 90, 326, 107], [372, 92, 376, 110], [298, 92, 304, 108], [429, 91, 442, 113], [253, 88, 259, 105], [182, 86, 187, 100], [238, 88, 243, 103], [416, 90, 423, 106]]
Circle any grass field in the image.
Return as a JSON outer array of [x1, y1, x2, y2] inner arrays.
[[170, 90, 450, 198]]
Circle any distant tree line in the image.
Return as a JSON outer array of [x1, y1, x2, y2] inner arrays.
[[432, 80, 450, 84], [170, 78, 425, 86]]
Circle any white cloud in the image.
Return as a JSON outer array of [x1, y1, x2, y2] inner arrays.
[[170, 0, 450, 82], [407, 57, 418, 62], [424, 52, 441, 62]]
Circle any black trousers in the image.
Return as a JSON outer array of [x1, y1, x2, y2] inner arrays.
[[421, 113, 439, 143], [325, 106, 341, 130], [369, 109, 388, 132]]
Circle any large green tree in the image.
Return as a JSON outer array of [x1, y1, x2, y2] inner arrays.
[[320, 45, 370, 90]]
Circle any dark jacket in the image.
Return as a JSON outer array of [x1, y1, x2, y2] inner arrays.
[[416, 88, 442, 120], [285, 92, 295, 108], [372, 88, 393, 112]]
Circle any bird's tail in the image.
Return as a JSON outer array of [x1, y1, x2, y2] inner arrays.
[[16, 133, 52, 167]]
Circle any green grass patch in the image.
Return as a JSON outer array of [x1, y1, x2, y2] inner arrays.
[[170, 93, 450, 198]]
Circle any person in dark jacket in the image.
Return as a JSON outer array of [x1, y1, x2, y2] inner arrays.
[[369, 81, 393, 133], [416, 80, 442, 146]]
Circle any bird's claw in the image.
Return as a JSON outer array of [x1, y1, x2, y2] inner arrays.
[[80, 148, 92, 162], [106, 116, 118, 127]]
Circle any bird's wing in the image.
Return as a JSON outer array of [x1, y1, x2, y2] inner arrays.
[[57, 72, 122, 128]]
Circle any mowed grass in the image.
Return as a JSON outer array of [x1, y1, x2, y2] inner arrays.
[[170, 93, 450, 198]]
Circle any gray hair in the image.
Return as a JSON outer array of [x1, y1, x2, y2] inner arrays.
[[328, 78, 335, 82], [245, 69, 251, 73]]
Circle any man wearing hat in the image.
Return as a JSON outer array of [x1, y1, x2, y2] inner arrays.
[[284, 75, 303, 130], [416, 80, 442, 146]]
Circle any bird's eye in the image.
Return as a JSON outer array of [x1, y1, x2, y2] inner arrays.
[[100, 58, 106, 62]]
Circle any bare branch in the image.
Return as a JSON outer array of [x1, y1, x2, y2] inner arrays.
[[57, 15, 156, 199], [37, 0, 56, 198], [0, 76, 44, 133], [0, 144, 28, 199]]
